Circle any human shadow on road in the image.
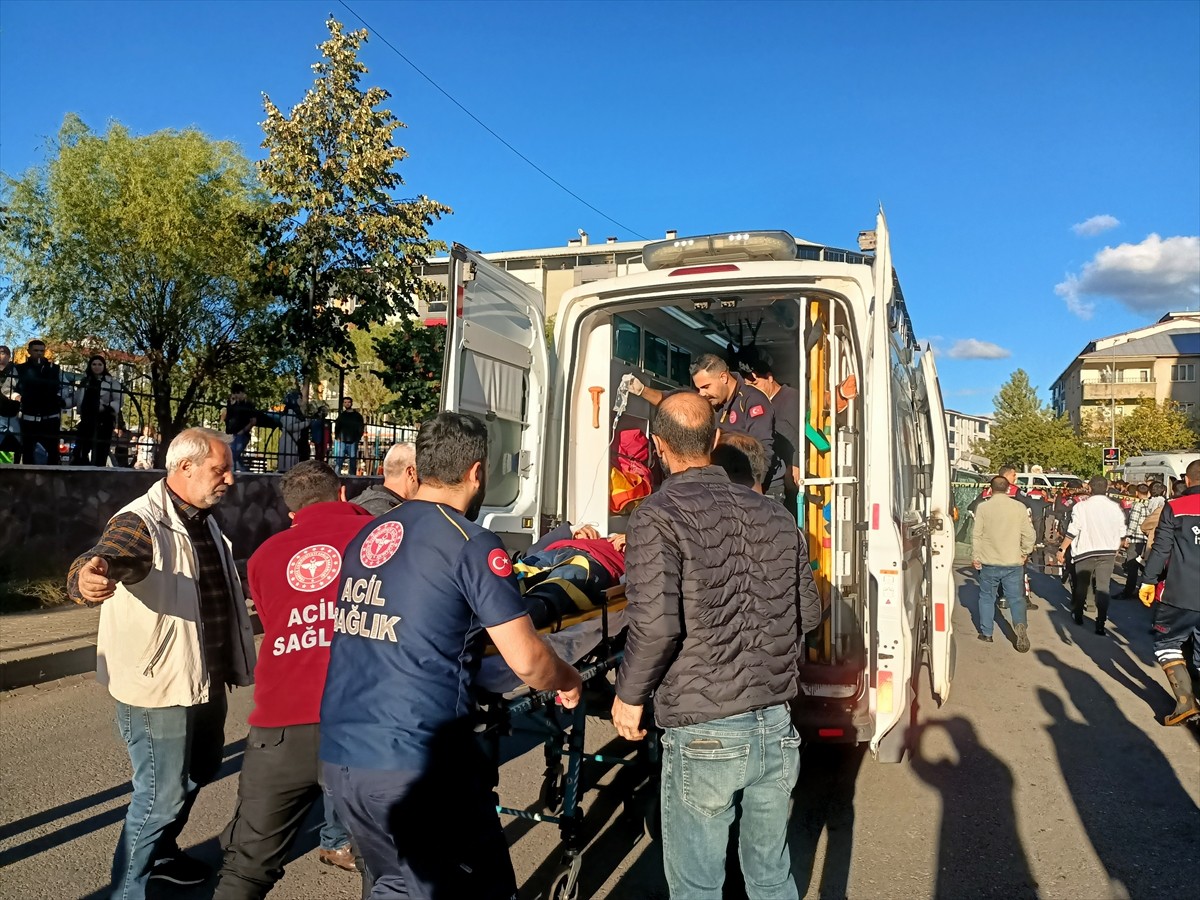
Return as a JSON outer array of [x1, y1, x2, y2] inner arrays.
[[909, 717, 1038, 899], [1, 738, 246, 871], [783, 742, 867, 900], [1036, 651, 1200, 898]]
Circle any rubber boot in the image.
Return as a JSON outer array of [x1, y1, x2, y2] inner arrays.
[[1161, 660, 1200, 726]]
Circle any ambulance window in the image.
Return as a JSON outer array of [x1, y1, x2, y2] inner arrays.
[[614, 316, 641, 365], [645, 333, 669, 378], [670, 344, 691, 385]]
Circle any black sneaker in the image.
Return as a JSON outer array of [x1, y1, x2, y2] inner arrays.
[[1094, 624, 1109, 637], [998, 599, 1009, 610], [149, 853, 210, 886], [978, 634, 993, 643], [1026, 598, 1039, 611]]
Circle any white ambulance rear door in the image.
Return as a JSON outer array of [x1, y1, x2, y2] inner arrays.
[[440, 244, 550, 548], [919, 345, 957, 704]]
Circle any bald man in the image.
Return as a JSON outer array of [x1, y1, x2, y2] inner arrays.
[[613, 392, 818, 899], [352, 443, 418, 516]]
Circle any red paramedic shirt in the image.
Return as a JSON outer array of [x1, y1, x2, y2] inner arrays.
[[246, 500, 375, 727]]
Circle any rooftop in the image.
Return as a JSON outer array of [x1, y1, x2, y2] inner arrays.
[[1082, 330, 1200, 360]]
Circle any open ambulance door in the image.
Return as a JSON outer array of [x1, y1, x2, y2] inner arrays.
[[440, 244, 550, 549], [919, 345, 957, 704]]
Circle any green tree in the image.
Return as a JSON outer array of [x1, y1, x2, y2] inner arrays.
[[1085, 399, 1199, 459], [980, 369, 1099, 474], [373, 321, 445, 425], [1, 115, 273, 455], [257, 17, 450, 386]]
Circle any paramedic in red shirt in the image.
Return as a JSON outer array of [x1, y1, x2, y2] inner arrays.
[[627, 353, 775, 489], [213, 461, 374, 900]]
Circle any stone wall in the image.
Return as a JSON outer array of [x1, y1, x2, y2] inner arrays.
[[0, 465, 380, 578]]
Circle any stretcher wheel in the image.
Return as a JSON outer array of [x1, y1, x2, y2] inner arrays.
[[540, 769, 563, 813], [549, 868, 580, 900]]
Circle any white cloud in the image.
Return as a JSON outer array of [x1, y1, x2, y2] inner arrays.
[[1072, 214, 1120, 236], [1055, 233, 1200, 319], [946, 339, 1011, 360]]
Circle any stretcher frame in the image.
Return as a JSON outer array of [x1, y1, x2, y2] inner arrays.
[[476, 585, 658, 900]]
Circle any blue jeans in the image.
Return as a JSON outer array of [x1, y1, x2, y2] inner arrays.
[[111, 693, 227, 900], [320, 787, 352, 851], [978, 564, 1027, 636], [661, 704, 801, 899], [230, 432, 250, 472], [334, 441, 358, 475]]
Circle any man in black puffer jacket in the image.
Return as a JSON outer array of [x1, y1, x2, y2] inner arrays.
[[612, 392, 820, 900]]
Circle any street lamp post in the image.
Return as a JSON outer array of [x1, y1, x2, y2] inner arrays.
[[1107, 363, 1116, 451]]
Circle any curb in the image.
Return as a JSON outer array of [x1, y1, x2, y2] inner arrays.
[[0, 639, 98, 692]]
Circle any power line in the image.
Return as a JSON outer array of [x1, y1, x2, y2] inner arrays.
[[336, 0, 650, 241]]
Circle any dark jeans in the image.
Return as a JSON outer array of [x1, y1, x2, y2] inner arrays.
[[111, 693, 227, 900], [978, 565, 1027, 637], [20, 415, 60, 465], [1072, 556, 1116, 626], [1152, 602, 1200, 669], [230, 432, 251, 472], [73, 413, 114, 466], [324, 737, 516, 900], [214, 724, 367, 900], [1121, 541, 1146, 597]]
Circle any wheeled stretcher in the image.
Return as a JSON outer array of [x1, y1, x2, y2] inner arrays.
[[477, 581, 659, 900]]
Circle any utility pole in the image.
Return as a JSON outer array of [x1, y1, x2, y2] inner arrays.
[[1107, 363, 1116, 449]]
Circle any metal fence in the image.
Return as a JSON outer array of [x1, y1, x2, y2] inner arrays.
[[13, 370, 416, 475]]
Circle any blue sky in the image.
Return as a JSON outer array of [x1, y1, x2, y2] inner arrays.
[[2, 0, 1198, 415]]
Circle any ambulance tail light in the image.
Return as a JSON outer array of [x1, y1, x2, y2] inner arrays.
[[642, 230, 797, 271], [877, 670, 894, 715]]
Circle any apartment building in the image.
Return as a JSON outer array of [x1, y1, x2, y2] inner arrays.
[[1051, 312, 1200, 431], [945, 408, 993, 469]]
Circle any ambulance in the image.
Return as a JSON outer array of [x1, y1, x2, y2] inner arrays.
[[438, 210, 956, 762]]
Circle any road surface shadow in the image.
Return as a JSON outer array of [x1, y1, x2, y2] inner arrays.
[[909, 717, 1038, 899], [1036, 650, 1200, 898], [0, 738, 245, 871], [787, 742, 867, 900]]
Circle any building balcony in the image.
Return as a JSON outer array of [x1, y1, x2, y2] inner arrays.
[[1081, 381, 1156, 402]]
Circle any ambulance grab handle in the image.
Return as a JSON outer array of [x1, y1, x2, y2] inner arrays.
[[589, 386, 605, 429]]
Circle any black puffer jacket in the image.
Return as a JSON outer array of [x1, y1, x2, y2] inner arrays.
[[615, 465, 820, 729]]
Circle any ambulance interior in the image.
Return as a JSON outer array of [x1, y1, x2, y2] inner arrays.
[[562, 292, 866, 671]]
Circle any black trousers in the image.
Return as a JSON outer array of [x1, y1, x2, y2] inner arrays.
[[72, 413, 113, 466], [20, 415, 60, 465], [1120, 540, 1146, 597], [1072, 556, 1115, 626], [214, 723, 368, 900]]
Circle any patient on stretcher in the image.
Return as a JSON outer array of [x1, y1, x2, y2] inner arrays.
[[514, 524, 626, 632]]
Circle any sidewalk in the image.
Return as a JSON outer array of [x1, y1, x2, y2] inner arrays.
[[0, 603, 101, 692]]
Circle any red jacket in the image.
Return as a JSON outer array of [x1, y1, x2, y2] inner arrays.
[[247, 501, 374, 727]]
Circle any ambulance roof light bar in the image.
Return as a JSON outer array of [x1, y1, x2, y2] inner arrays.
[[643, 230, 798, 271]]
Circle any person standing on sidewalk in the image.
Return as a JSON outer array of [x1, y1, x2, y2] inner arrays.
[[971, 475, 1036, 651], [67, 427, 256, 898], [1138, 457, 1200, 726], [16, 339, 66, 465], [221, 384, 257, 473], [0, 345, 21, 462], [333, 397, 365, 476], [213, 461, 374, 899], [1057, 476, 1126, 636], [612, 392, 819, 899]]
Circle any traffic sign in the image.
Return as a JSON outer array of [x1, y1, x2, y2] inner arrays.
[[1103, 447, 1120, 465]]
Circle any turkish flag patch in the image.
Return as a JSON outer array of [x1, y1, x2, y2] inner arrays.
[[488, 548, 514, 578], [749, 405, 765, 418], [728, 411, 738, 425]]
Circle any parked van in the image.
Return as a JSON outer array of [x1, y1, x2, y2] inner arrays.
[[439, 212, 954, 762], [1121, 453, 1195, 486]]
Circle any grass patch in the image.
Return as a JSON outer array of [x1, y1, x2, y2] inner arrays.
[[0, 553, 72, 614]]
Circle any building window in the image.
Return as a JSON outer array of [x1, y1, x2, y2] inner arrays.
[[948, 414, 956, 428], [1171, 364, 1196, 382], [948, 430, 956, 445]]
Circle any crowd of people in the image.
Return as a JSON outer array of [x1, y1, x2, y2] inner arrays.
[[969, 459, 1200, 726], [0, 339, 389, 474], [66, 382, 825, 899]]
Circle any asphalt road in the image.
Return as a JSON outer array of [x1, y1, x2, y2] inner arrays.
[[2, 568, 1198, 900]]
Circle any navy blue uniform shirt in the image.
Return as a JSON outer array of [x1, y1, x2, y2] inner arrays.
[[319, 500, 528, 771], [715, 374, 776, 483]]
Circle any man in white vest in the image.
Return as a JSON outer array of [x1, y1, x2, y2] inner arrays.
[[68, 427, 257, 899]]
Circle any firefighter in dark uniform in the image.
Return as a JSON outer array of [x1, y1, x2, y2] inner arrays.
[[627, 353, 775, 489]]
